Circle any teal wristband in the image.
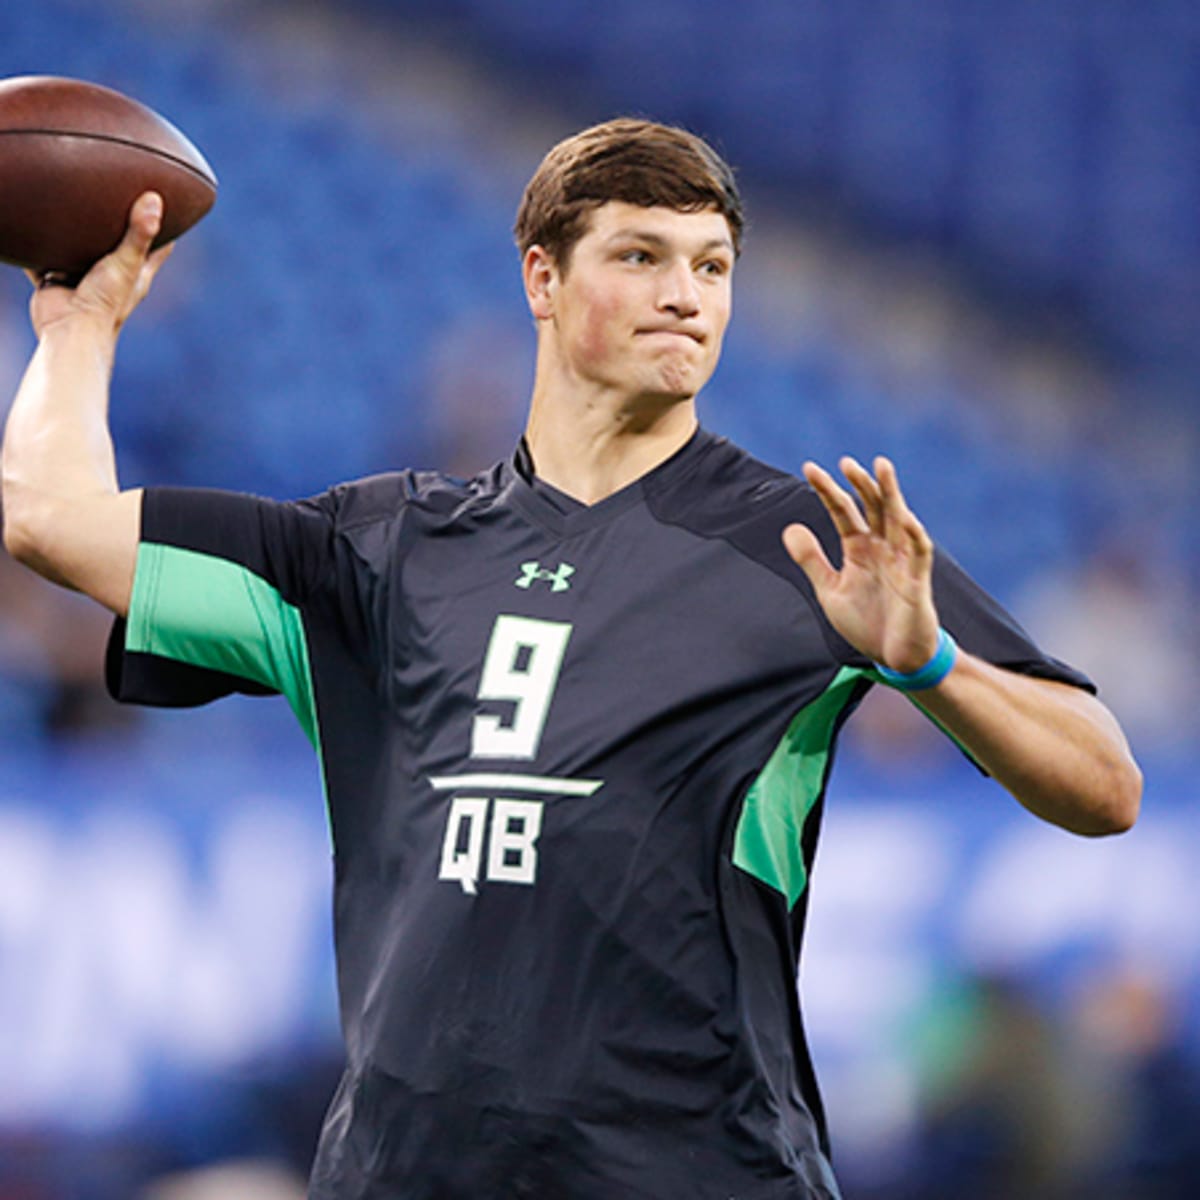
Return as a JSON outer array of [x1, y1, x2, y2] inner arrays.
[[874, 628, 958, 692]]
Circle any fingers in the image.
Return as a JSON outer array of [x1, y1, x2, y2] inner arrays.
[[802, 460, 869, 538], [872, 455, 934, 564], [26, 193, 170, 338], [781, 522, 837, 595], [37, 270, 78, 290], [804, 455, 895, 537], [24, 192, 163, 292], [839, 456, 884, 533], [806, 455, 932, 562]]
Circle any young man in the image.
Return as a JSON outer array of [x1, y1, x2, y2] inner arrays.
[[3, 119, 1140, 1199]]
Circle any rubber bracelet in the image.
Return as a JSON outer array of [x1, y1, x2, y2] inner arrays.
[[874, 628, 958, 692]]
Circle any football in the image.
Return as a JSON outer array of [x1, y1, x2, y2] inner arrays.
[[0, 75, 217, 280]]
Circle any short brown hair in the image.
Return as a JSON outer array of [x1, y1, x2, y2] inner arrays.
[[514, 117, 744, 269]]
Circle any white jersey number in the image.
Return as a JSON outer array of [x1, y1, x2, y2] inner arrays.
[[470, 615, 572, 760], [437, 616, 572, 893]]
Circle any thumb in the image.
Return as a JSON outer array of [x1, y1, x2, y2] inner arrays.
[[782, 523, 837, 595], [106, 191, 163, 279], [119, 190, 164, 258], [78, 191, 165, 323]]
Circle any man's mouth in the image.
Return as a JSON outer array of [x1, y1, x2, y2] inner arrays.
[[637, 327, 704, 344]]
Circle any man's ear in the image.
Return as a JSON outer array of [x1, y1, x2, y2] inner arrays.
[[523, 245, 557, 321]]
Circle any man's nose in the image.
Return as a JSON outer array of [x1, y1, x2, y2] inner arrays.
[[657, 260, 701, 316]]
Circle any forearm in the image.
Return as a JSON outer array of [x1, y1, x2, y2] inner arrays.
[[2, 192, 167, 613], [1, 311, 143, 614], [915, 650, 1142, 836], [3, 317, 119, 559]]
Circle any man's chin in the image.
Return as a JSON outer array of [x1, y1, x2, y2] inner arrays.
[[657, 371, 707, 404]]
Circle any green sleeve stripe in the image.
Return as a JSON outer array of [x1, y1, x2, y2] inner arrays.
[[128, 542, 320, 749], [732, 666, 867, 907]]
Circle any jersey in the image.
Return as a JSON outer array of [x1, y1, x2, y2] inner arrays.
[[107, 428, 1093, 1199]]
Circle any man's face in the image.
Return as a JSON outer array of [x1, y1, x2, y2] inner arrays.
[[528, 201, 735, 407]]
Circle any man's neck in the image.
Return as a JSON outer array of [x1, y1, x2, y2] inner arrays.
[[523, 392, 698, 506]]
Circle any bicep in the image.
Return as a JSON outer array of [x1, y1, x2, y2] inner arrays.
[[16, 489, 142, 617]]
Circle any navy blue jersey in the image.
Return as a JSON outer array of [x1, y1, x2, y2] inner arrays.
[[108, 429, 1092, 1199]]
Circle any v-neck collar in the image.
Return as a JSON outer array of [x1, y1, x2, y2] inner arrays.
[[504, 428, 716, 538]]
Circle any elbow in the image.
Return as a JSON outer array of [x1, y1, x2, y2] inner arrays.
[[1110, 757, 1144, 834], [1019, 752, 1143, 839], [1, 495, 37, 567], [2, 488, 40, 568], [1079, 755, 1143, 838], [3, 524, 38, 570], [1, 484, 60, 576]]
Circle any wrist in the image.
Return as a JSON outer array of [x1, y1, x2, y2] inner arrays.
[[38, 308, 117, 342], [36, 311, 119, 372], [874, 628, 958, 692]]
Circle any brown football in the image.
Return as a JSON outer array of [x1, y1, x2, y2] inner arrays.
[[0, 75, 217, 280]]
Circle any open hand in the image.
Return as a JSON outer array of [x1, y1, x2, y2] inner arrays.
[[783, 455, 940, 673], [27, 191, 173, 339]]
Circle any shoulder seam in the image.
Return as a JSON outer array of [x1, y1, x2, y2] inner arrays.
[[648, 495, 864, 670]]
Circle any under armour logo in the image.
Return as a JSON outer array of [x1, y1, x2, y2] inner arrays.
[[515, 561, 575, 592]]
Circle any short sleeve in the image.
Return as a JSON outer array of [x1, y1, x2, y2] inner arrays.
[[105, 485, 364, 744], [933, 547, 1095, 693]]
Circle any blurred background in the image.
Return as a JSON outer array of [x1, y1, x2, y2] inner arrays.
[[1, 0, 1198, 1196]]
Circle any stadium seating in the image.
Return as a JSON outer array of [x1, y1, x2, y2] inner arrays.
[[1, 0, 1195, 743]]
